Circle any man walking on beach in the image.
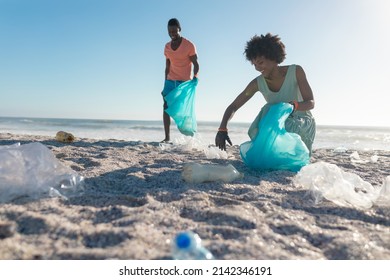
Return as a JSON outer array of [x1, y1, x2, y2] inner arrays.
[[161, 18, 199, 142]]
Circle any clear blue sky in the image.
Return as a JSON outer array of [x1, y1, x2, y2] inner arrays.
[[1, 0, 389, 127]]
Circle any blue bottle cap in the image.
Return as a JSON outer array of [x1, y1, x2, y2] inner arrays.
[[175, 232, 191, 249]]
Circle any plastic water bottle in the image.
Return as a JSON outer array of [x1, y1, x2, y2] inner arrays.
[[182, 163, 243, 183], [171, 231, 214, 260]]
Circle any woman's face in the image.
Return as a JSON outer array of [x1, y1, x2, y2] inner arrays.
[[251, 56, 277, 78], [168, 26, 181, 41]]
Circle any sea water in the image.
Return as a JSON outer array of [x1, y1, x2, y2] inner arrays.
[[0, 116, 389, 151]]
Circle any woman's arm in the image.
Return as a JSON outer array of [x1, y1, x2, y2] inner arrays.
[[295, 65, 315, 111], [218, 78, 259, 129], [215, 78, 259, 150]]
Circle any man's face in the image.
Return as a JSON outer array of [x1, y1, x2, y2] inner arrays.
[[168, 26, 181, 41]]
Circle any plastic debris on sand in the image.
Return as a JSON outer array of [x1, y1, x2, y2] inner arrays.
[[294, 161, 390, 209], [0, 142, 84, 203]]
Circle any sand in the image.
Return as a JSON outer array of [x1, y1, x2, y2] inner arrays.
[[0, 132, 389, 260]]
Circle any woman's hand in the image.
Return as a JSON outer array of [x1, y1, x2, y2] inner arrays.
[[215, 131, 232, 151]]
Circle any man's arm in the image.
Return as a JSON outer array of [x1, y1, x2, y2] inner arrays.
[[165, 59, 170, 80], [190, 54, 199, 78]]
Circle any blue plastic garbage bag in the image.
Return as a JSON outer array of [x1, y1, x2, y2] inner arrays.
[[164, 78, 198, 136], [240, 102, 310, 172]]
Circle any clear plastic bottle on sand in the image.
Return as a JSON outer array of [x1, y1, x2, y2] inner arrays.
[[182, 163, 243, 183], [171, 231, 214, 260]]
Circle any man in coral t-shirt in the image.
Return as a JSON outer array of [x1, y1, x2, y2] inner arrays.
[[161, 18, 199, 143]]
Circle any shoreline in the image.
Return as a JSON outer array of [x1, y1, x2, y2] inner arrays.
[[0, 133, 389, 259]]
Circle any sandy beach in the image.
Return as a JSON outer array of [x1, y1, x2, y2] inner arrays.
[[0, 132, 389, 260]]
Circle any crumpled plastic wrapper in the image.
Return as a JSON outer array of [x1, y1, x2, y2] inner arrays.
[[294, 161, 390, 209], [0, 142, 84, 203]]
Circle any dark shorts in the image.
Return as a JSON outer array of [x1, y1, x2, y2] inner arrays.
[[162, 80, 185, 109]]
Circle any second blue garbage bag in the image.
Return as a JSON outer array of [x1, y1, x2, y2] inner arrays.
[[164, 78, 198, 136], [240, 102, 309, 172]]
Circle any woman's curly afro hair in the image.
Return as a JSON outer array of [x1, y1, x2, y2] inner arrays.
[[244, 33, 286, 64]]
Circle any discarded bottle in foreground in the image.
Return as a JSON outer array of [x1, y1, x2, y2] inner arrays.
[[182, 163, 243, 183], [171, 231, 214, 260]]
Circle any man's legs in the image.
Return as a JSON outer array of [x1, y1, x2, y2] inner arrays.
[[162, 100, 171, 142]]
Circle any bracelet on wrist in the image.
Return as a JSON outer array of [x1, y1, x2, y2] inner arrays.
[[218, 128, 228, 132], [292, 100, 299, 112]]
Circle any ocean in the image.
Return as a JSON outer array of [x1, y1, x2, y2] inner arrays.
[[1, 116, 389, 151]]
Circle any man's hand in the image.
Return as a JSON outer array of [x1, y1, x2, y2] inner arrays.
[[215, 131, 233, 151]]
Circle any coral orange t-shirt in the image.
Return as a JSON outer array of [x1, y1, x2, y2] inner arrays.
[[164, 38, 197, 81]]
